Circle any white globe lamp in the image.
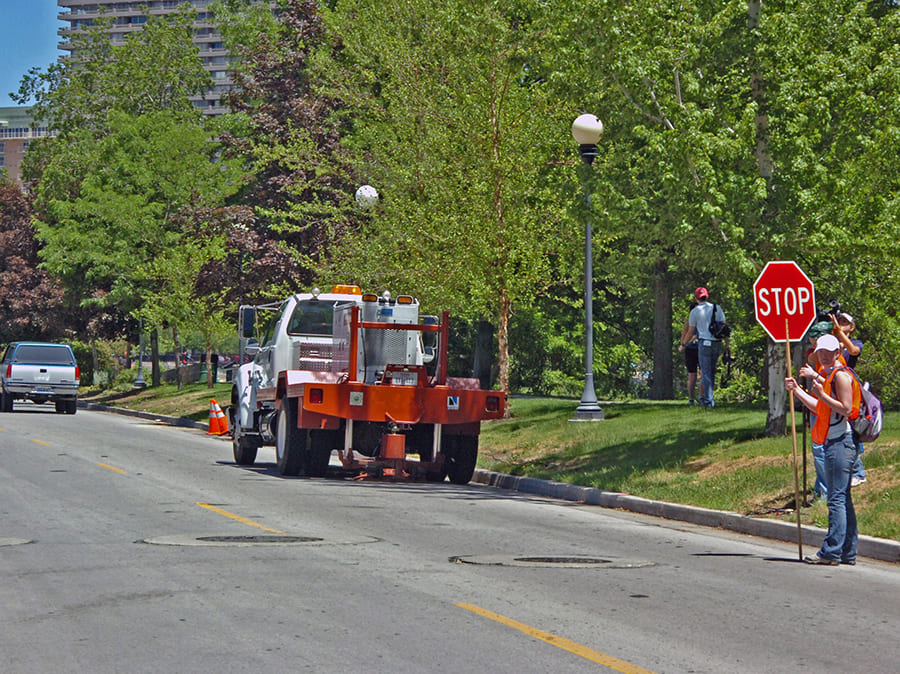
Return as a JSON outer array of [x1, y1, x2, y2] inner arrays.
[[355, 184, 379, 209], [571, 114, 604, 146]]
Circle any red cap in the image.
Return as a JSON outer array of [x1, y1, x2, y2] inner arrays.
[[694, 287, 709, 300]]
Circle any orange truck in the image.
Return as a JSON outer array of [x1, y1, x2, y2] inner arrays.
[[229, 285, 505, 483]]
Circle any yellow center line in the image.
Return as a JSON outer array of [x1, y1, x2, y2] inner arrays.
[[32, 440, 51, 446], [196, 502, 287, 535], [455, 603, 656, 674], [98, 463, 127, 474]]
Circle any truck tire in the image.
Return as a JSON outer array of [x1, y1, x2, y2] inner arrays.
[[67, 399, 78, 415], [444, 435, 478, 485], [0, 390, 12, 413], [233, 434, 258, 466], [275, 399, 306, 476], [306, 429, 337, 477]]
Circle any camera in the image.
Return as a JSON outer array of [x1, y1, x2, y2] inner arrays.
[[816, 299, 842, 322]]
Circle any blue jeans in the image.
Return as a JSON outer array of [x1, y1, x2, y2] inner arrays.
[[698, 340, 723, 407], [811, 442, 827, 498], [852, 444, 866, 481], [819, 431, 860, 563]]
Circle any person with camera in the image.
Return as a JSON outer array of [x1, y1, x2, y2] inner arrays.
[[786, 334, 861, 565], [833, 311, 867, 486], [681, 287, 728, 408]]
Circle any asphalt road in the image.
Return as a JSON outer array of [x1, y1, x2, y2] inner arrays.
[[1, 404, 898, 673]]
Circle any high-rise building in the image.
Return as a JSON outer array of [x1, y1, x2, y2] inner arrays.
[[57, 1, 233, 115]]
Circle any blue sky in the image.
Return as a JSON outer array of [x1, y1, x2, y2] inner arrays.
[[0, 1, 64, 106]]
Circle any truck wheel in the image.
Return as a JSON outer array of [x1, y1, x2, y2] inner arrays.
[[55, 400, 67, 414], [275, 399, 306, 476], [444, 435, 478, 485], [306, 430, 337, 477], [67, 399, 78, 415], [233, 435, 258, 466], [0, 390, 13, 413]]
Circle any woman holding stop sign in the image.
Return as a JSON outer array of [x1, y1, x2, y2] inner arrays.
[[785, 334, 861, 565]]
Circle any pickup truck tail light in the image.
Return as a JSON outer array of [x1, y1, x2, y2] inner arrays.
[[5, 364, 9, 378], [75, 366, 81, 382]]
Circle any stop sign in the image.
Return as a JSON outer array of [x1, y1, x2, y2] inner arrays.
[[753, 261, 817, 342]]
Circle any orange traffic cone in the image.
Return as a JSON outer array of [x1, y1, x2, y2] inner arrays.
[[214, 400, 229, 435], [207, 399, 222, 436]]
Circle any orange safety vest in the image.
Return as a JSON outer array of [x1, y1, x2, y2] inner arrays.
[[811, 366, 862, 444]]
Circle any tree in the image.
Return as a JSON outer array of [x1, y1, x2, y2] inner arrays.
[[32, 111, 245, 384], [544, 0, 762, 400], [0, 177, 64, 343], [217, 0, 358, 289], [322, 0, 579, 393]]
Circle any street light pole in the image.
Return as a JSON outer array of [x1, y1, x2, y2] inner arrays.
[[571, 114, 604, 421], [134, 317, 146, 388]]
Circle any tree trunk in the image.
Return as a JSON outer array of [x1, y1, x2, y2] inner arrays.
[[473, 320, 493, 390], [206, 346, 214, 388], [150, 329, 160, 387], [91, 341, 99, 387], [764, 339, 786, 436], [650, 260, 674, 399], [173, 326, 183, 391], [496, 291, 511, 416]]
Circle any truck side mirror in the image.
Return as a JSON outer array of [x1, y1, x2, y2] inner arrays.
[[244, 339, 260, 357], [239, 306, 256, 340], [421, 315, 439, 364]]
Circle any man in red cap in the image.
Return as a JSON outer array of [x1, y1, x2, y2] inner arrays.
[[681, 287, 726, 407]]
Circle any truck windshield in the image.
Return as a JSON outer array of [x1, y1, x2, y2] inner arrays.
[[12, 345, 75, 365], [287, 301, 334, 336]]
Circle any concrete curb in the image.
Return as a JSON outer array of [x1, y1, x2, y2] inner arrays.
[[78, 403, 899, 564], [473, 469, 900, 564], [80, 402, 208, 430]]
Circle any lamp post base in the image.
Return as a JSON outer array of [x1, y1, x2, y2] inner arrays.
[[571, 405, 604, 422]]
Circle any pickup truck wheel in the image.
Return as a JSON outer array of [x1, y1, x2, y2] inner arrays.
[[275, 399, 306, 476], [444, 435, 478, 485], [233, 435, 258, 466], [66, 399, 77, 415], [55, 400, 66, 414], [306, 430, 337, 477], [0, 390, 13, 413]]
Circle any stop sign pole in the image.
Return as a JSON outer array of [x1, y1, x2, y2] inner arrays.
[[754, 261, 818, 561]]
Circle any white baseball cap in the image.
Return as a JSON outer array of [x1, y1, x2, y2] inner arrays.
[[814, 334, 840, 353]]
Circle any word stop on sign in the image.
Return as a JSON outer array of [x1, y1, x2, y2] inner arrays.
[[756, 286, 813, 316]]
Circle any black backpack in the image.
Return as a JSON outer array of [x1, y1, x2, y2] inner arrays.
[[709, 303, 731, 339]]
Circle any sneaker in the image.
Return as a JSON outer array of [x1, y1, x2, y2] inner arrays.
[[850, 477, 866, 487], [804, 555, 839, 566], [688, 399, 695, 406]]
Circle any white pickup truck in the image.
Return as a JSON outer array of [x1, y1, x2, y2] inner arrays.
[[0, 342, 80, 414]]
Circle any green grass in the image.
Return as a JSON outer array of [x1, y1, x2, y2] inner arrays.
[[479, 398, 900, 542], [82, 381, 233, 423]]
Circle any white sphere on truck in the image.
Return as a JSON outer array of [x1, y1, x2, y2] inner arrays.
[[355, 185, 379, 208]]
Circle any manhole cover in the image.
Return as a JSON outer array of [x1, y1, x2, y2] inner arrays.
[[197, 535, 323, 544], [140, 533, 380, 547], [0, 538, 33, 547], [449, 554, 655, 569]]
